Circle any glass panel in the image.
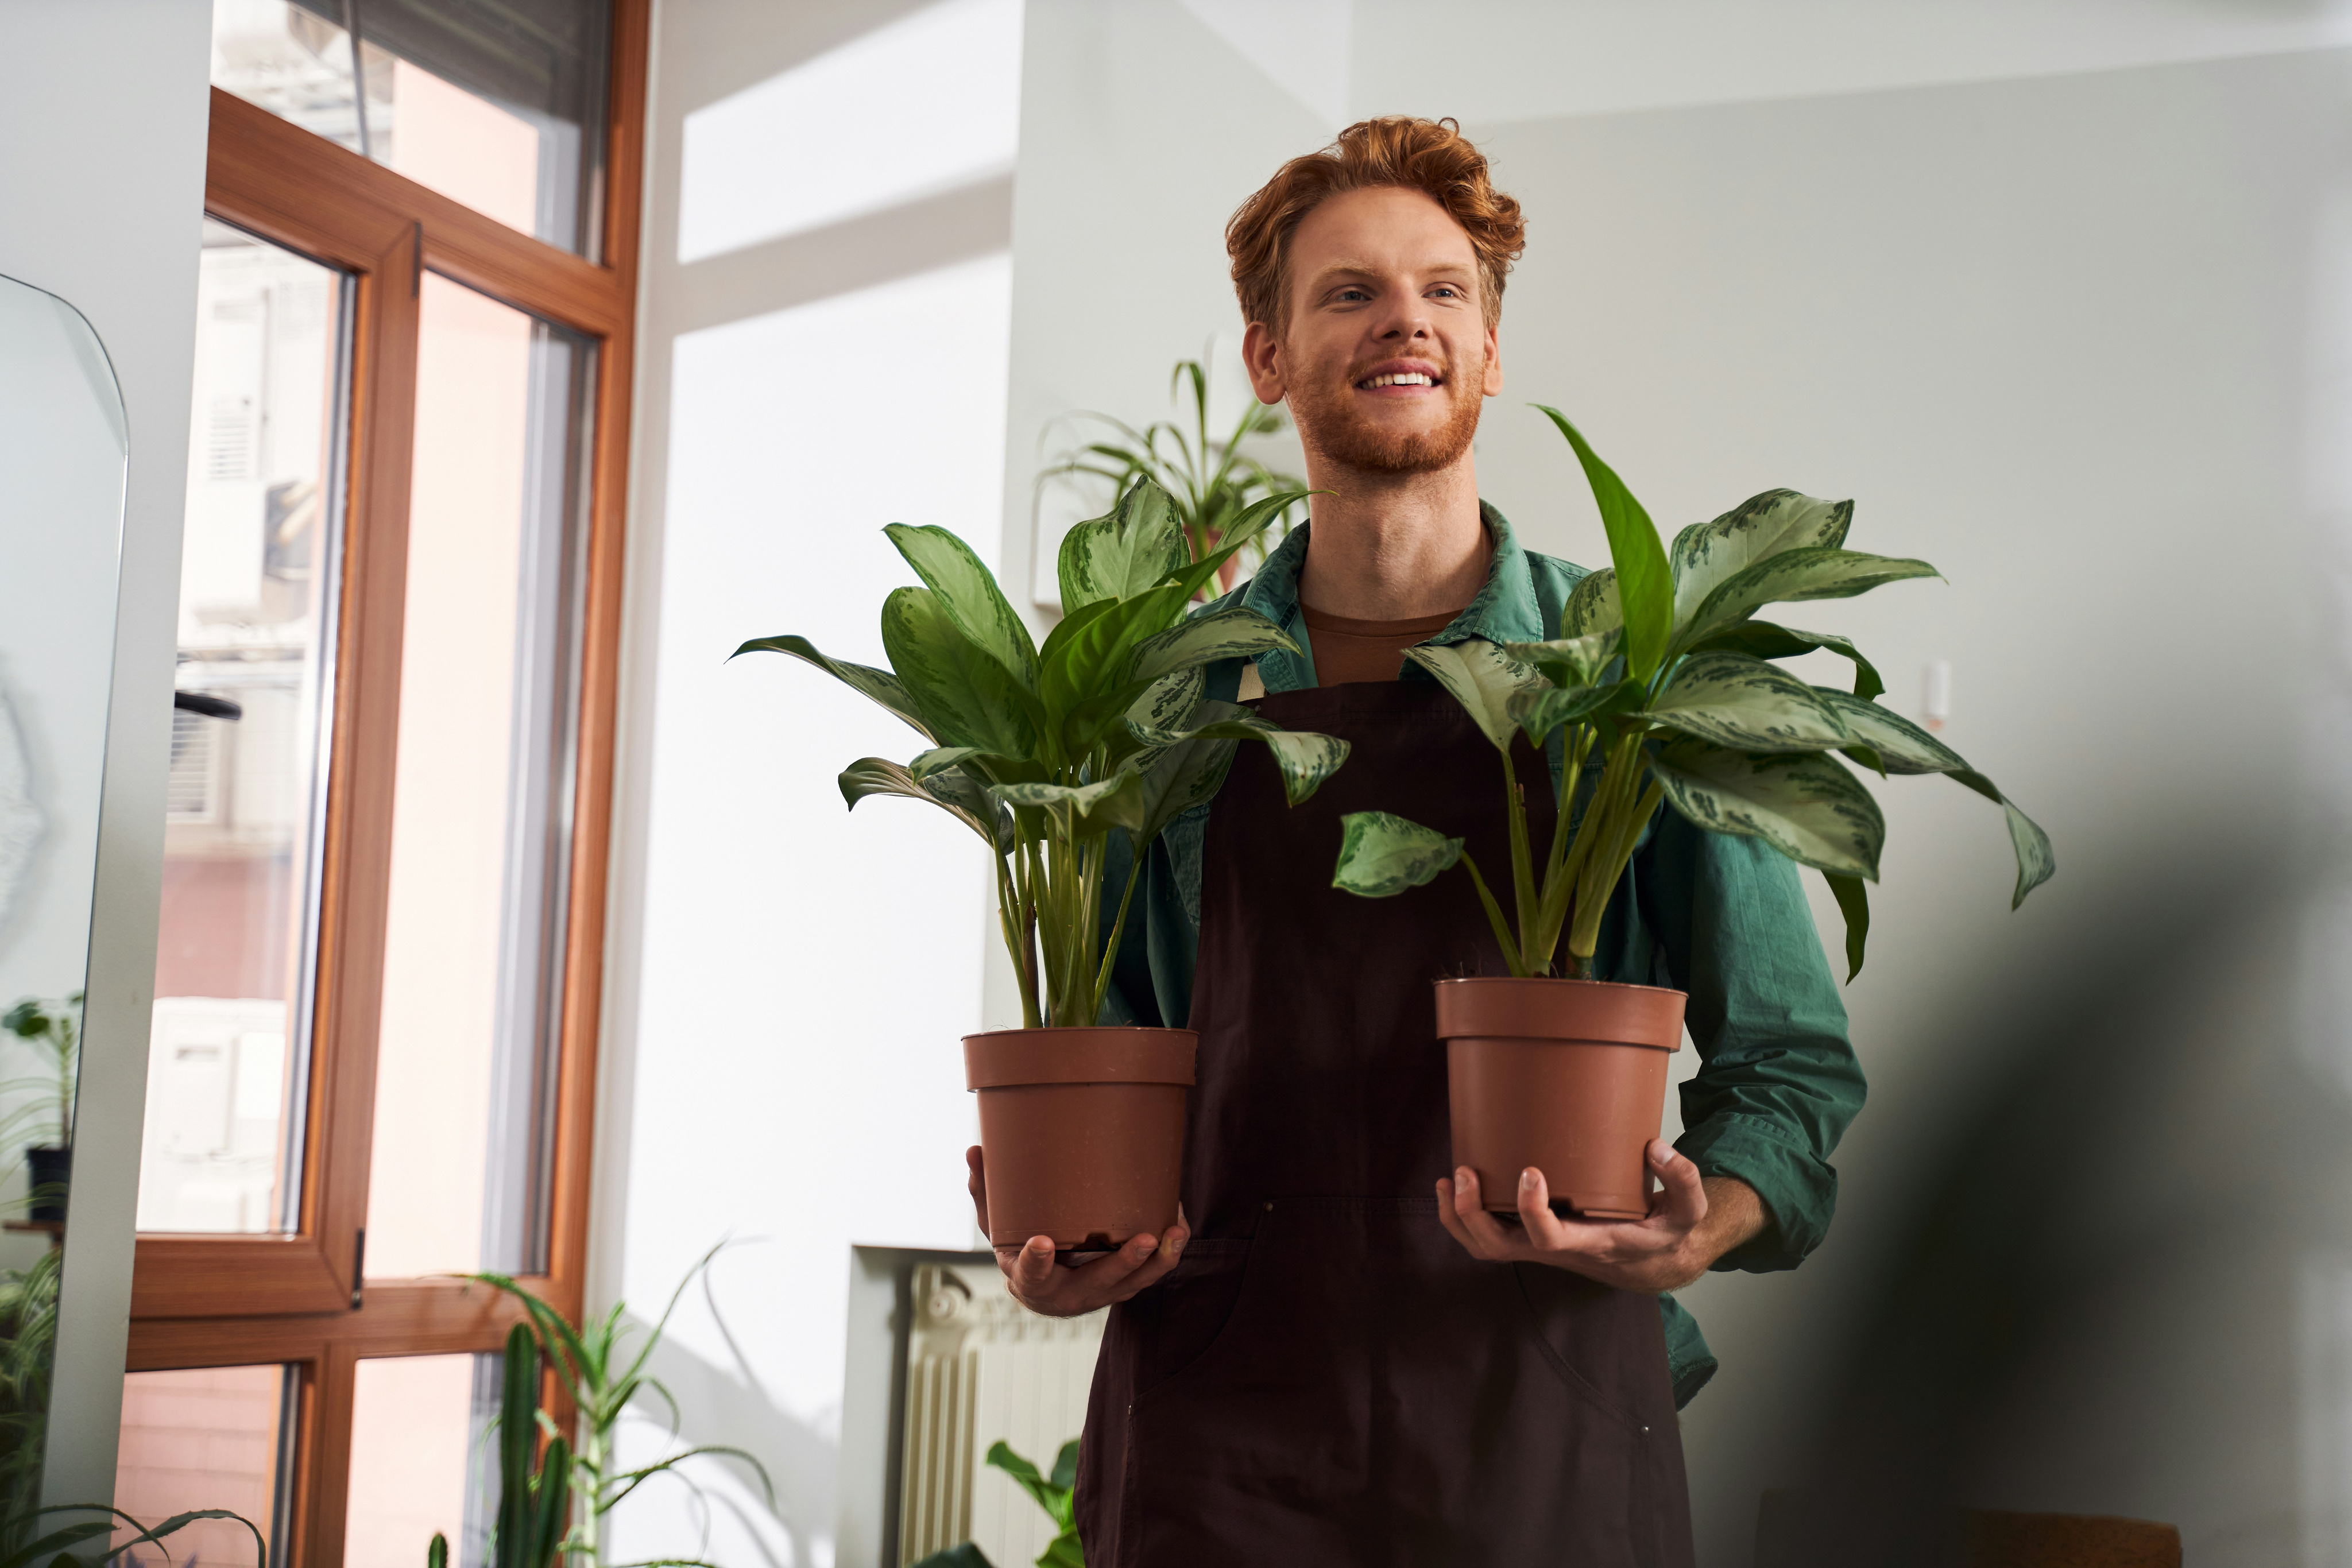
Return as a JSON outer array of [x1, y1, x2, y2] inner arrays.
[[138, 219, 348, 1236], [209, 0, 367, 154], [0, 268, 133, 1523], [345, 1352, 500, 1568], [365, 273, 590, 1280], [114, 1364, 295, 1565], [208, 0, 613, 256]]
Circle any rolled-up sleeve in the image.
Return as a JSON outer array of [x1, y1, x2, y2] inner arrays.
[[1636, 815, 1866, 1273]]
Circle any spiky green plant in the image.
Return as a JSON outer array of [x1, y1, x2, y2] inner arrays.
[[1039, 357, 1305, 595], [465, 1244, 773, 1568]]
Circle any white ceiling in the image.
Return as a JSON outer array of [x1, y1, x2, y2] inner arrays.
[[1178, 0, 2352, 129]]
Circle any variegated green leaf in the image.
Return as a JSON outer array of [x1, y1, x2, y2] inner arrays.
[[1647, 651, 1851, 753], [880, 586, 1040, 756], [885, 522, 1040, 688], [1503, 630, 1620, 690], [1824, 872, 1869, 982], [1131, 605, 1299, 683], [1650, 739, 1885, 880], [732, 634, 934, 742], [1127, 667, 1205, 742], [1057, 478, 1189, 613], [1332, 811, 1463, 897], [1692, 620, 1884, 701], [1993, 796, 2056, 909], [1105, 729, 1239, 846], [840, 757, 1011, 851], [991, 775, 1137, 839], [1171, 700, 1349, 805], [1812, 690, 1966, 775], [1810, 691, 2053, 908], [1402, 640, 1544, 752], [1947, 768, 2055, 909], [1678, 545, 1940, 653], [1668, 490, 1854, 626], [1507, 680, 1631, 746], [1535, 407, 1674, 680], [908, 746, 985, 780], [1560, 567, 1622, 639]]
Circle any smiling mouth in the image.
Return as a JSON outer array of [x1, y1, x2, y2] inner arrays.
[[1357, 370, 1441, 390]]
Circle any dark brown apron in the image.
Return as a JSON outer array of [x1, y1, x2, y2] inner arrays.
[[1077, 678, 1696, 1566]]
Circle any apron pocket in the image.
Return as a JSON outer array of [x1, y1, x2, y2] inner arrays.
[[1509, 1261, 1654, 1435], [1124, 1234, 1260, 1406]]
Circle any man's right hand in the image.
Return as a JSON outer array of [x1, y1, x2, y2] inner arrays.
[[966, 1145, 1189, 1317]]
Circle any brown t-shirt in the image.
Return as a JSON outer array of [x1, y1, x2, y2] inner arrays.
[[1300, 602, 1465, 687]]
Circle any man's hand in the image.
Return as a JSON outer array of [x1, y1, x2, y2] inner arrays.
[[968, 1146, 1189, 1318], [1436, 1141, 1765, 1294]]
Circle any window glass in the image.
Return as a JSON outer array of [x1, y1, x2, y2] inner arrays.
[[345, 1352, 501, 1567], [210, 0, 612, 256], [114, 1364, 295, 1565], [139, 219, 347, 1237], [363, 273, 591, 1280]]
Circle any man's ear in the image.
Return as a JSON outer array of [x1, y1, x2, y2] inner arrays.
[[1481, 322, 1503, 397], [1243, 320, 1286, 404]]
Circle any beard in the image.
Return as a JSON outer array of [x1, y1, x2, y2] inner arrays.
[[1287, 352, 1484, 475]]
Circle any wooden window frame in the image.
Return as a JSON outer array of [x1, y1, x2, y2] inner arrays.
[[125, 6, 647, 1561]]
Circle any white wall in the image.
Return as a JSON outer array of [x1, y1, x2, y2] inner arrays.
[[601, 3, 1024, 1562], [0, 0, 213, 1507]]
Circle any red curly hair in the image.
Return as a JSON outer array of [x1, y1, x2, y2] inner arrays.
[[1227, 116, 1527, 335]]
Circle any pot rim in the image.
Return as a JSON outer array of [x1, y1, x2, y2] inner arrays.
[[964, 1026, 1198, 1090], [1432, 975, 1688, 1000]]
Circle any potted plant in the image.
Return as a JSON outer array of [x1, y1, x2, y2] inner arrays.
[[1332, 408, 2053, 1218], [738, 481, 1347, 1249], [1, 995, 78, 1226], [1038, 356, 1306, 597]]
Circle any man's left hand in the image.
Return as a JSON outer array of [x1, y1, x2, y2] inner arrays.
[[1436, 1141, 1765, 1294]]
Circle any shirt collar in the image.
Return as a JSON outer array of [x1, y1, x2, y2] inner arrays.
[[1234, 501, 1547, 694]]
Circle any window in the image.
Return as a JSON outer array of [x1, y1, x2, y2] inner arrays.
[[125, 4, 646, 1561]]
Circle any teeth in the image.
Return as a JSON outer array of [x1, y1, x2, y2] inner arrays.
[[1361, 371, 1436, 388]]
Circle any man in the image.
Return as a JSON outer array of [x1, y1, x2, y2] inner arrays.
[[966, 117, 1863, 1565]]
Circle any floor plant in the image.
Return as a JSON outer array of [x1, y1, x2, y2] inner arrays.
[[909, 1439, 1082, 1568], [1332, 406, 2053, 979], [462, 1244, 773, 1568]]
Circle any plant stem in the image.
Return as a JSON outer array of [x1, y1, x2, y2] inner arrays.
[[1459, 849, 1527, 977], [1090, 833, 1144, 1026], [997, 853, 1040, 1030], [1503, 749, 1537, 966]]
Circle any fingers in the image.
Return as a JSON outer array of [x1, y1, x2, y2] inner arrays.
[[999, 1229, 1174, 1316], [1646, 1140, 1706, 1231], [1444, 1166, 1525, 1261], [965, 1145, 989, 1233], [1513, 1166, 1573, 1250]]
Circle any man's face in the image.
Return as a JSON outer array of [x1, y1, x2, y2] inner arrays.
[[1243, 185, 1503, 475]]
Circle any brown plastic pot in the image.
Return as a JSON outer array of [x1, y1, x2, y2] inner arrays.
[[964, 1027, 1196, 1249], [1436, 977, 1686, 1221]]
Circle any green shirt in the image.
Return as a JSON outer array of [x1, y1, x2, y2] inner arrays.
[[1097, 505, 1867, 1408]]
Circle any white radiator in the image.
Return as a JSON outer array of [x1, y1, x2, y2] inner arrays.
[[896, 1263, 1104, 1567]]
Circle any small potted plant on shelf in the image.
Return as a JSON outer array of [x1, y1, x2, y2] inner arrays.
[[2, 994, 78, 1226], [1332, 408, 2053, 1218], [740, 481, 1347, 1250]]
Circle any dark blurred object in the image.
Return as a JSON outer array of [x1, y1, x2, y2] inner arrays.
[[1747, 852, 2347, 1565], [172, 690, 241, 721], [1759, 1491, 2180, 1567]]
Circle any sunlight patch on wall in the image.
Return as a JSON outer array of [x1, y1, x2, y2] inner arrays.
[[677, 0, 1023, 264], [630, 253, 1013, 1437]]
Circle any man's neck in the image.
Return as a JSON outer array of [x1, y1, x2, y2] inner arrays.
[[1293, 457, 1488, 621]]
